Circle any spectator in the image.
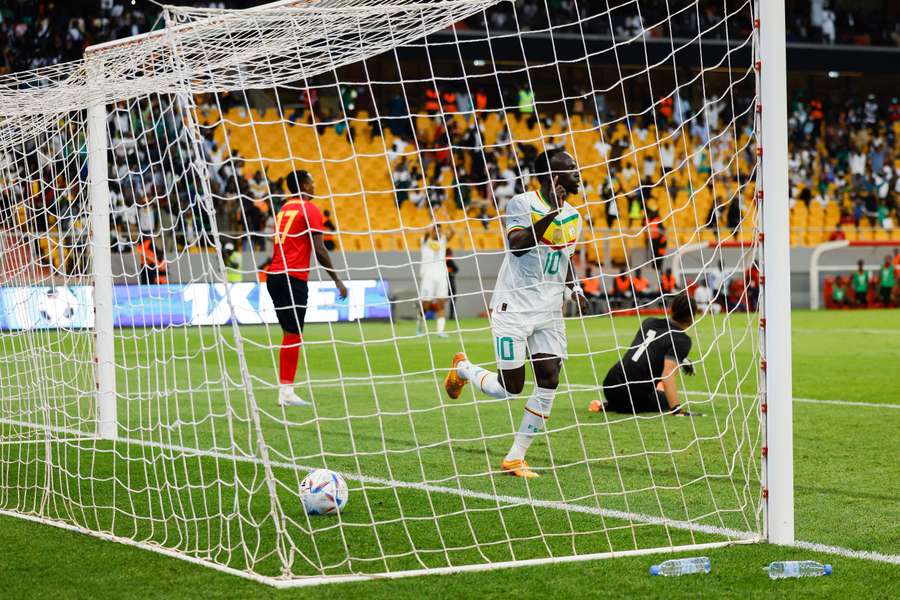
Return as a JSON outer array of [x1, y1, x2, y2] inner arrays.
[[852, 259, 870, 306], [659, 141, 675, 173], [829, 223, 847, 241], [223, 242, 242, 283], [632, 269, 653, 302], [889, 98, 900, 122], [647, 216, 668, 268], [446, 248, 459, 319], [642, 154, 656, 180], [517, 88, 536, 128], [879, 255, 895, 307], [136, 237, 163, 285], [727, 275, 748, 312], [393, 157, 412, 206], [322, 210, 338, 251], [660, 268, 677, 294], [581, 267, 602, 314], [408, 167, 426, 208], [746, 263, 761, 311], [693, 277, 721, 314], [248, 170, 267, 201], [820, 7, 836, 44], [614, 271, 632, 305], [848, 146, 866, 185]]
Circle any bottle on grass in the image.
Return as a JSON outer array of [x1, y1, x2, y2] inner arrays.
[[766, 561, 832, 579], [650, 557, 711, 576]]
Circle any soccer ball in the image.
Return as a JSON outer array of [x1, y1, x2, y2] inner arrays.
[[299, 469, 348, 515]]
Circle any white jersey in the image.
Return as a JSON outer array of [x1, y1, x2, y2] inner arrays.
[[491, 190, 583, 314], [419, 235, 447, 278]]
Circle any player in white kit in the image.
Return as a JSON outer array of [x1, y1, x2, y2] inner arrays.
[[444, 149, 587, 478], [418, 224, 454, 337]]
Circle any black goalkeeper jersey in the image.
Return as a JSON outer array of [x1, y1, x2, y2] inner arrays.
[[604, 317, 692, 389]]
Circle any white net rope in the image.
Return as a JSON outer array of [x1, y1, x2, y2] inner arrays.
[[0, 0, 764, 584]]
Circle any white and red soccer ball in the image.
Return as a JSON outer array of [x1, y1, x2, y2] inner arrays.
[[300, 469, 348, 515]]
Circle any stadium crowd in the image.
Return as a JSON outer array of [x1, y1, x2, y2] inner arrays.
[[1, 0, 899, 315], [788, 92, 900, 236], [468, 0, 898, 47], [0, 1, 152, 73], [2, 0, 898, 77]]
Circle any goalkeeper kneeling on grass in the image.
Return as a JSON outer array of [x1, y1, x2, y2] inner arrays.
[[593, 289, 700, 416]]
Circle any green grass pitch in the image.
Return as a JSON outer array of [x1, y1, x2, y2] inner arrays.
[[0, 309, 898, 598]]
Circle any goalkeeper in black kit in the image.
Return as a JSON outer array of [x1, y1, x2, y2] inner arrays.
[[596, 290, 701, 416]]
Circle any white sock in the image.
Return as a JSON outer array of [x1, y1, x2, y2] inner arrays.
[[436, 317, 446, 333], [457, 360, 508, 399], [505, 386, 556, 462]]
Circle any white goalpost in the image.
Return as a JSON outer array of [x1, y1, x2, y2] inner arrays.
[[0, 0, 793, 587], [756, 0, 793, 547]]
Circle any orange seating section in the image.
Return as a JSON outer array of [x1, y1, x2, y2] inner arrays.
[[197, 106, 881, 257]]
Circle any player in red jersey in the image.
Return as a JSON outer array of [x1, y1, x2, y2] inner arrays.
[[267, 169, 347, 407]]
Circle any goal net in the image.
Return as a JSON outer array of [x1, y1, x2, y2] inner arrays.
[[0, 0, 776, 586]]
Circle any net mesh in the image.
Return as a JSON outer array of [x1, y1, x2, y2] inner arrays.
[[0, 0, 765, 584]]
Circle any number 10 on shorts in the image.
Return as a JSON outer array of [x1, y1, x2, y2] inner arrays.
[[496, 336, 515, 361]]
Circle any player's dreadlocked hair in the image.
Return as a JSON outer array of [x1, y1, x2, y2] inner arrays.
[[286, 169, 312, 196], [668, 289, 697, 327], [533, 148, 562, 185]]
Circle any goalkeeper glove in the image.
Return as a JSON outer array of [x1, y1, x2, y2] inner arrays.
[[671, 405, 702, 417]]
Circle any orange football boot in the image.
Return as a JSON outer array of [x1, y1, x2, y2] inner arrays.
[[444, 352, 469, 399], [500, 458, 539, 479]]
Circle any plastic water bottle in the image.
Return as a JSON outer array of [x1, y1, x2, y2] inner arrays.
[[766, 561, 832, 579], [649, 557, 711, 576]]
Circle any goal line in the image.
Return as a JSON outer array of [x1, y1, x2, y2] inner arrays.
[[0, 506, 753, 588]]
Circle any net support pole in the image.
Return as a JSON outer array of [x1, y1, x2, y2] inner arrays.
[[86, 90, 117, 441], [758, 0, 793, 544]]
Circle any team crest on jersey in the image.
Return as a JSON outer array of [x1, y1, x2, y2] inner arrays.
[[530, 192, 580, 249]]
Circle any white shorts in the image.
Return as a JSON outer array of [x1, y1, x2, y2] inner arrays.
[[490, 309, 567, 370], [419, 270, 449, 301]]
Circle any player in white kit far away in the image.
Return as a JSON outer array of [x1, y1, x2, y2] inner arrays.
[[444, 149, 587, 478], [418, 224, 454, 337]]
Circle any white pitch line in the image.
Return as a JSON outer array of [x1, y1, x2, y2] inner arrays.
[[9, 379, 899, 411], [565, 386, 900, 411], [793, 397, 900, 410], [679, 390, 900, 411], [296, 378, 900, 411], [790, 540, 900, 566], [793, 327, 900, 336]]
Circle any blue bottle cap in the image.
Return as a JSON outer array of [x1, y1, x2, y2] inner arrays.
[[824, 564, 832, 575], [650, 565, 660, 576]]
